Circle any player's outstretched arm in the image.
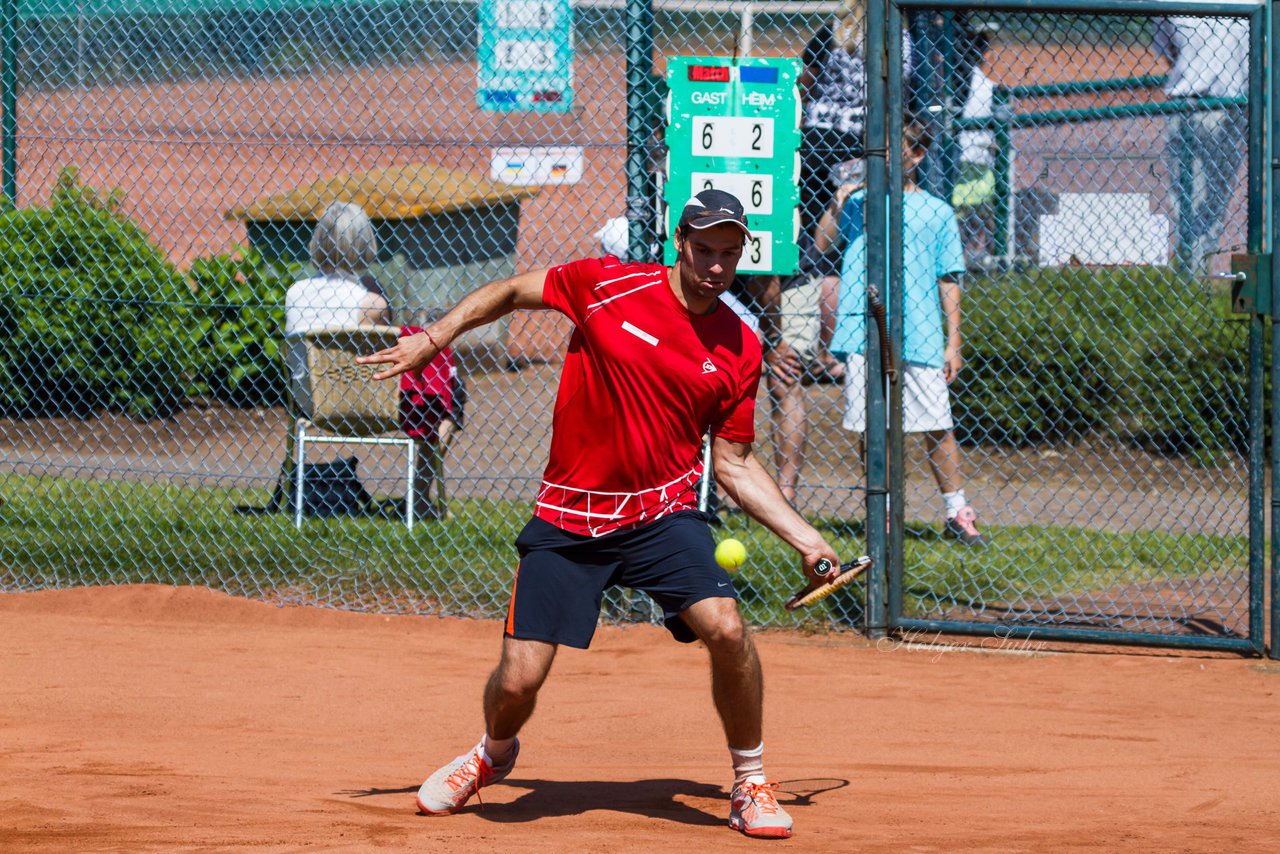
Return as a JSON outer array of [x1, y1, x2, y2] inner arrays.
[[711, 436, 841, 586], [356, 268, 550, 381]]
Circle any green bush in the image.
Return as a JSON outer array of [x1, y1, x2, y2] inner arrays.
[[186, 249, 298, 407], [0, 168, 192, 419], [955, 267, 1252, 458], [0, 169, 301, 418]]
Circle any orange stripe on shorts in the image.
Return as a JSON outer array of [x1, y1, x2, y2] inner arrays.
[[504, 560, 521, 636]]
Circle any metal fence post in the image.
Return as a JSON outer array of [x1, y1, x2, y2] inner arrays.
[[864, 0, 889, 638], [992, 86, 1012, 261], [1175, 115, 1196, 273], [887, 0, 906, 628], [2, 0, 17, 208], [1269, 0, 1279, 659], [1247, 5, 1266, 655], [625, 0, 656, 262]]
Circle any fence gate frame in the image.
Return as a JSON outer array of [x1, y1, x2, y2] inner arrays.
[[1270, 0, 1279, 660], [861, 0, 1273, 655]]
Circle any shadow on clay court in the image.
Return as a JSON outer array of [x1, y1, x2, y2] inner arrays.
[[473, 778, 726, 824], [339, 777, 848, 826]]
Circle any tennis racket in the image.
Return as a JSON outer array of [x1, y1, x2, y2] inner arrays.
[[784, 556, 873, 611]]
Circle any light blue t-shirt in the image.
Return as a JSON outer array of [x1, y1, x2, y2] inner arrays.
[[829, 190, 965, 369]]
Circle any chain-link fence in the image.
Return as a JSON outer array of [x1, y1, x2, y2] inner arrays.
[[0, 1, 857, 630], [0, 1, 1270, 649], [870, 3, 1264, 650]]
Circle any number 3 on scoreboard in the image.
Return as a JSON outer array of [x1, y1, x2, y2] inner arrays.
[[737, 231, 772, 272]]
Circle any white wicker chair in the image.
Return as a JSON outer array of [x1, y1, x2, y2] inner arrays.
[[287, 325, 417, 530]]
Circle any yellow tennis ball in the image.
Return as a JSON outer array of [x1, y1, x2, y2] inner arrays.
[[715, 538, 747, 572]]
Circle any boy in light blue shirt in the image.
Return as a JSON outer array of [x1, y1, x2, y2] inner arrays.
[[815, 121, 982, 545]]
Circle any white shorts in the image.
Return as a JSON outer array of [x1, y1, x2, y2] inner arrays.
[[780, 274, 823, 360], [841, 352, 954, 433]]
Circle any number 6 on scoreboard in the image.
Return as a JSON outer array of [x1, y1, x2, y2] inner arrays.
[[690, 172, 774, 215]]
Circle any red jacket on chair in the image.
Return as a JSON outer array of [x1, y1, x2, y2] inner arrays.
[[398, 325, 456, 442]]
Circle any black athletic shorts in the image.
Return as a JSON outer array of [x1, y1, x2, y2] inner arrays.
[[504, 510, 738, 649]]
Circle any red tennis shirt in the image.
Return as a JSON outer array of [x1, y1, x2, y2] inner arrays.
[[534, 256, 763, 536]]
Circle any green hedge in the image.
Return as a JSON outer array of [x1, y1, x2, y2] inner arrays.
[[0, 168, 297, 419], [955, 267, 1253, 458], [0, 168, 191, 419], [186, 248, 297, 407]]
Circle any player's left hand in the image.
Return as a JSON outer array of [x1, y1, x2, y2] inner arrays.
[[943, 344, 963, 384], [355, 330, 442, 381]]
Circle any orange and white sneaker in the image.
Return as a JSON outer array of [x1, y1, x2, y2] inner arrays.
[[415, 738, 519, 815], [729, 780, 793, 839]]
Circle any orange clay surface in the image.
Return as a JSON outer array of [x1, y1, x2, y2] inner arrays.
[[2, 584, 1278, 852]]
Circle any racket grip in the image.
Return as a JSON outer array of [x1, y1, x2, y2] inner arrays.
[[814, 558, 833, 577]]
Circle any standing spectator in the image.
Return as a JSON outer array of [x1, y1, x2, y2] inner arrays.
[[821, 122, 983, 546], [1153, 15, 1248, 266], [798, 0, 908, 256], [951, 29, 998, 267], [398, 313, 466, 521], [908, 11, 983, 198], [765, 0, 913, 506]]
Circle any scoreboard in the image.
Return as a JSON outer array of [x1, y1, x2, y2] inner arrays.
[[477, 0, 574, 113], [664, 56, 801, 275]]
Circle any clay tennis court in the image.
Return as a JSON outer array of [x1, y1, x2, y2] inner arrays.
[[2, 584, 1277, 852], [2, 19, 1270, 851]]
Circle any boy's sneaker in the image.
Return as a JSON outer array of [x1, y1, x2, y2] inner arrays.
[[415, 738, 519, 815], [729, 780, 793, 839], [943, 505, 984, 546]]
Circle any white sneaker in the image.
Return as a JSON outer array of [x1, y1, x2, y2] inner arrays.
[[729, 780, 793, 839], [415, 738, 519, 815]]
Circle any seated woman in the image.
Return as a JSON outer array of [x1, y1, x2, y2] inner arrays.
[[283, 201, 455, 520], [285, 201, 390, 336]]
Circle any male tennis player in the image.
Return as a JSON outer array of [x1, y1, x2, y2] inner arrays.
[[357, 189, 844, 839]]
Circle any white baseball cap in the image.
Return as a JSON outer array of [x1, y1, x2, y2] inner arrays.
[[596, 216, 631, 260]]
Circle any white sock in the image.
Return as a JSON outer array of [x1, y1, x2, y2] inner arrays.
[[942, 490, 967, 520], [483, 734, 516, 767], [729, 742, 766, 788]]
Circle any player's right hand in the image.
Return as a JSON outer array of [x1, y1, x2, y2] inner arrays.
[[354, 330, 442, 381], [800, 544, 843, 586]]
